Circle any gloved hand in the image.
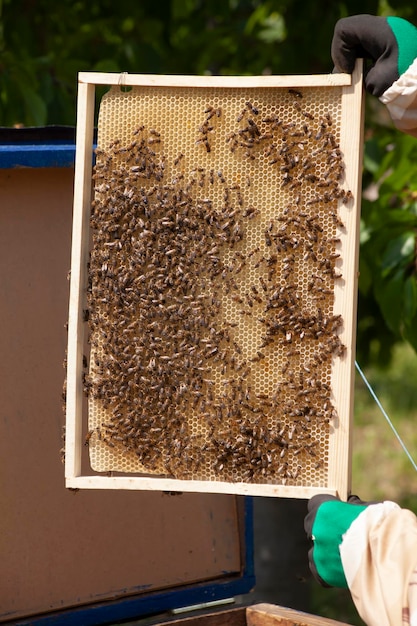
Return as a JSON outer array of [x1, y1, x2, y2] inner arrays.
[[331, 14, 417, 96], [304, 494, 369, 588]]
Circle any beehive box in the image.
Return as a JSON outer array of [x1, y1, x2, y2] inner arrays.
[[65, 65, 363, 497]]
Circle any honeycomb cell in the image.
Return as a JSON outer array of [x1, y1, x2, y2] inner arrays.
[[86, 84, 348, 487]]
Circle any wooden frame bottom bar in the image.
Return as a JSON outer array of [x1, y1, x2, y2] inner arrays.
[[66, 475, 339, 497]]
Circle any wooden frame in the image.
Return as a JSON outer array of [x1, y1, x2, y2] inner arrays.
[[65, 64, 363, 497]]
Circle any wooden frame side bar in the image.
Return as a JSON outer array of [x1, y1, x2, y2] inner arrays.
[[328, 59, 364, 498], [65, 81, 95, 480]]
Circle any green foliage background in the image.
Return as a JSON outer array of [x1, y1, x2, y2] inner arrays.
[[1, 0, 417, 363]]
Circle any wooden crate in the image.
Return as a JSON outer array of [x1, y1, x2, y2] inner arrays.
[[65, 64, 363, 497], [153, 603, 354, 626], [246, 604, 353, 626]]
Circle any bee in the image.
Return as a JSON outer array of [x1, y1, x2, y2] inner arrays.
[[234, 260, 246, 274], [247, 118, 260, 136], [342, 190, 353, 204], [245, 293, 254, 308], [264, 230, 272, 247], [324, 112, 333, 125], [204, 106, 217, 121], [237, 107, 247, 122], [242, 205, 257, 219], [199, 138, 211, 152], [262, 115, 282, 127], [301, 108, 314, 120], [288, 88, 303, 98], [330, 212, 345, 229], [250, 350, 265, 363], [246, 101, 259, 115]]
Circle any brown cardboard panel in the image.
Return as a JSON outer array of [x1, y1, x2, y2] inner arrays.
[[0, 168, 242, 621]]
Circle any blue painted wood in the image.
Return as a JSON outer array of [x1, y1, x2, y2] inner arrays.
[[10, 577, 251, 626], [0, 143, 76, 169], [0, 126, 94, 168]]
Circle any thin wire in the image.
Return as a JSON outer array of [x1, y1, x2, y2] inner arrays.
[[355, 360, 417, 472]]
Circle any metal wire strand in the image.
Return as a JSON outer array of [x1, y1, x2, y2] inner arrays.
[[355, 360, 417, 473]]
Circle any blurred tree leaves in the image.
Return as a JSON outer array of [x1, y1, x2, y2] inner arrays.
[[1, 0, 417, 363], [358, 128, 417, 363], [1, 0, 381, 125]]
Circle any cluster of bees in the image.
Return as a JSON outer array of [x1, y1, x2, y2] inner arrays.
[[85, 90, 350, 484], [195, 105, 222, 153]]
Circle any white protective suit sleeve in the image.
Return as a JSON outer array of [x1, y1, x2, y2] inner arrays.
[[340, 501, 417, 626]]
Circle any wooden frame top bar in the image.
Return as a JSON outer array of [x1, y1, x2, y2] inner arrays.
[[78, 71, 352, 89]]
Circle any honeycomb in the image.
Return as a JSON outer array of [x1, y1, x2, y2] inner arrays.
[[85, 83, 351, 487]]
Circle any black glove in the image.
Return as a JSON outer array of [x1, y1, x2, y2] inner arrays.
[[331, 14, 417, 97]]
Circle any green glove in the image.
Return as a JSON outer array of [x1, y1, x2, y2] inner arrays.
[[331, 15, 417, 96], [304, 494, 368, 588]]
